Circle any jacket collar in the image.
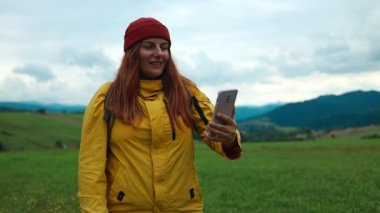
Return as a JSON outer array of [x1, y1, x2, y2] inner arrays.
[[139, 80, 163, 100]]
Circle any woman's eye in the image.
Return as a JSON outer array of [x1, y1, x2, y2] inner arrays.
[[141, 42, 169, 51], [141, 43, 154, 49], [161, 45, 169, 50]]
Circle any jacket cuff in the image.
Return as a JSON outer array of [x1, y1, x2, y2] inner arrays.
[[222, 130, 242, 160]]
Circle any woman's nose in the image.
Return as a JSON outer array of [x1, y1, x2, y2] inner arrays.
[[153, 47, 164, 56]]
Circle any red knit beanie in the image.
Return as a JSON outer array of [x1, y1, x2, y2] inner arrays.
[[124, 17, 171, 52]]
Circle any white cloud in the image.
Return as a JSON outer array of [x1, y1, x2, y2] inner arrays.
[[206, 71, 380, 106], [59, 48, 111, 67], [13, 63, 55, 82], [0, 0, 380, 106]]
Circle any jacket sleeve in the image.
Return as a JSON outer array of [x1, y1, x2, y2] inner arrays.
[[189, 85, 242, 160], [78, 82, 111, 213]]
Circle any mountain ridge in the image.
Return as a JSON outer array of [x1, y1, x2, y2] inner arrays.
[[2, 90, 379, 128], [243, 90, 380, 130], [0, 101, 281, 120], [0, 101, 86, 113]]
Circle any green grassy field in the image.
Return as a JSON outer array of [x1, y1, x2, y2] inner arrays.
[[0, 112, 82, 151], [0, 112, 380, 212], [1, 139, 380, 212], [0, 151, 79, 212], [197, 138, 380, 212]]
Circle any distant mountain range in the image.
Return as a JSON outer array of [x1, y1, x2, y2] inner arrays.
[[240, 90, 380, 130], [0, 101, 86, 113], [234, 104, 282, 121], [0, 101, 281, 120], [2, 90, 379, 131]]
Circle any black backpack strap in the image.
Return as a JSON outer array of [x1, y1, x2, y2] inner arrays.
[[103, 88, 115, 158], [191, 95, 209, 125]]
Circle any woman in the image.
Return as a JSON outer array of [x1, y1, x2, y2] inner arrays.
[[78, 17, 242, 213]]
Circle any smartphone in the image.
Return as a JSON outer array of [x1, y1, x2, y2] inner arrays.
[[209, 89, 238, 137]]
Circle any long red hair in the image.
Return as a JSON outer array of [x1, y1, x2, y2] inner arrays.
[[105, 44, 195, 129]]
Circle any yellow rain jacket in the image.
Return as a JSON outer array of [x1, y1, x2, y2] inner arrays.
[[78, 80, 241, 213]]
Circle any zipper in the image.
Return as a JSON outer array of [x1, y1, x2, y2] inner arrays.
[[163, 99, 176, 141]]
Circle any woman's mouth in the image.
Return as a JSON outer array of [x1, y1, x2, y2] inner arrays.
[[150, 61, 163, 65]]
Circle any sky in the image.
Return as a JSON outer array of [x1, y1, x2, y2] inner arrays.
[[1, 0, 380, 106]]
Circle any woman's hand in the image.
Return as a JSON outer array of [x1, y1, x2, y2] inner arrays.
[[207, 112, 237, 144]]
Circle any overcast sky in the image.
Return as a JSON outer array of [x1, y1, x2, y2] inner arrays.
[[1, 0, 380, 106]]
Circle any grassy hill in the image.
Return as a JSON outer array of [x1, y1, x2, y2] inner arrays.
[[0, 112, 83, 151], [2, 111, 380, 151]]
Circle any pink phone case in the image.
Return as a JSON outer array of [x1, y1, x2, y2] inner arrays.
[[209, 89, 238, 137]]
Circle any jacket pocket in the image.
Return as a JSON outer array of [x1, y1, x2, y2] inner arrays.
[[190, 172, 203, 201], [168, 165, 203, 202], [106, 161, 123, 201]]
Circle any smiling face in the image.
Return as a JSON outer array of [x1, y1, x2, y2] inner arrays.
[[138, 38, 170, 79]]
